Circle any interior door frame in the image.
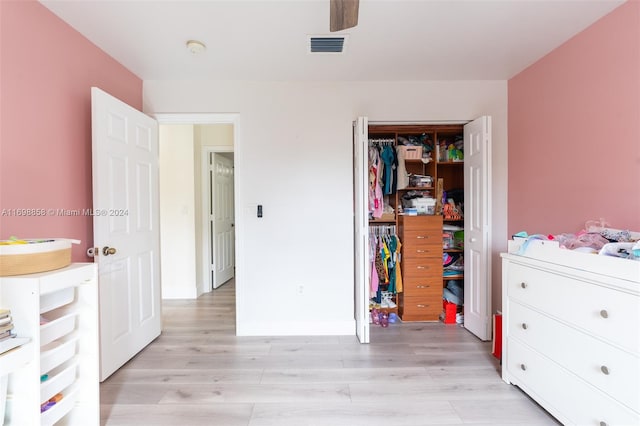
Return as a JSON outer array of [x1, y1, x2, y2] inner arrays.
[[203, 146, 235, 292], [154, 113, 240, 325]]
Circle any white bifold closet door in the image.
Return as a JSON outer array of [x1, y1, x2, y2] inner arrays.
[[353, 117, 370, 344]]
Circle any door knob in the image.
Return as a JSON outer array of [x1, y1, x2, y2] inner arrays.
[[102, 246, 117, 256]]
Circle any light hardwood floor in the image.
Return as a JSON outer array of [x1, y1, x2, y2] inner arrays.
[[100, 280, 560, 426]]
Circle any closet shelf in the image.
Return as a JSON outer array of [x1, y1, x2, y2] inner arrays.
[[443, 274, 464, 279], [399, 186, 434, 191]]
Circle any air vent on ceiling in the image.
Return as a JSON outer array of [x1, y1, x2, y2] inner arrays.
[[308, 35, 347, 54]]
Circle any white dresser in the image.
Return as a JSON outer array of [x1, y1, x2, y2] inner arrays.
[[501, 240, 640, 426]]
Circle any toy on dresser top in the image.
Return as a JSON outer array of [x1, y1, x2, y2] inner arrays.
[[512, 225, 640, 261]]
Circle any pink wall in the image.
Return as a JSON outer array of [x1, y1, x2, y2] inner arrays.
[[0, 1, 142, 261], [508, 1, 640, 236]]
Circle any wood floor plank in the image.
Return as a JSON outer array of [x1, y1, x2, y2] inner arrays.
[[158, 383, 352, 404], [248, 401, 462, 426], [106, 368, 263, 384], [101, 403, 253, 426], [260, 367, 430, 384]]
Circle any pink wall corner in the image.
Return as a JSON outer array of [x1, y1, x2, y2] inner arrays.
[[0, 1, 142, 261], [508, 0, 640, 236]]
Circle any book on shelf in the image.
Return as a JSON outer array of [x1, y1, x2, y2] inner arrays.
[[0, 315, 12, 327], [0, 336, 30, 355], [0, 323, 14, 334], [0, 330, 13, 341], [0, 309, 10, 320]]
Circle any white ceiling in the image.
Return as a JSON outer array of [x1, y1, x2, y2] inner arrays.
[[40, 0, 625, 81]]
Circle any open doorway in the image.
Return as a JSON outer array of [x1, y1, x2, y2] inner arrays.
[[156, 114, 239, 302]]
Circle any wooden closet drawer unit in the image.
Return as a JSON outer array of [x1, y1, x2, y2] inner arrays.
[[506, 262, 640, 353], [398, 214, 443, 321], [399, 294, 442, 321], [509, 301, 640, 410], [506, 338, 640, 426]]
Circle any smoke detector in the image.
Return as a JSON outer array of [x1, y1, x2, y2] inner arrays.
[[186, 40, 206, 55]]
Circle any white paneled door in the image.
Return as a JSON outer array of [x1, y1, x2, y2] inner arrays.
[[91, 87, 162, 381], [353, 117, 370, 344], [463, 116, 492, 341], [210, 153, 235, 288]]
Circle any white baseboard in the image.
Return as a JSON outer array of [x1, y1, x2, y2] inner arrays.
[[236, 320, 355, 336], [161, 286, 198, 300]]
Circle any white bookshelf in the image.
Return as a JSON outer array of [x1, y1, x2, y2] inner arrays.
[[0, 263, 99, 426]]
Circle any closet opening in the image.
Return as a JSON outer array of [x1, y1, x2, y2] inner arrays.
[[354, 117, 492, 344]]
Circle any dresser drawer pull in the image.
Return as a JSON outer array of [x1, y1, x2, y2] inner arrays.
[[521, 323, 528, 330], [520, 364, 527, 371], [601, 365, 610, 375], [416, 304, 429, 308], [416, 266, 428, 270], [416, 236, 428, 239], [520, 282, 527, 289], [600, 309, 608, 319], [416, 249, 429, 253], [600, 422, 608, 426], [416, 285, 430, 289]]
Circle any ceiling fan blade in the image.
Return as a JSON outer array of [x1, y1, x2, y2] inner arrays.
[[330, 0, 359, 32]]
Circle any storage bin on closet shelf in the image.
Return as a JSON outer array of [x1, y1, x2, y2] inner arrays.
[[406, 198, 436, 215], [398, 145, 423, 160]]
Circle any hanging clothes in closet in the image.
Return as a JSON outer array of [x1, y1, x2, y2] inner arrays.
[[368, 225, 402, 303], [368, 139, 397, 219]]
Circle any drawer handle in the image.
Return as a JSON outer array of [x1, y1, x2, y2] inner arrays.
[[417, 266, 428, 270], [600, 422, 608, 426], [416, 249, 428, 253], [416, 285, 430, 289], [600, 309, 608, 319], [416, 236, 428, 239], [520, 364, 527, 371], [520, 282, 527, 289], [601, 365, 610, 375], [416, 304, 428, 308], [521, 323, 528, 330]]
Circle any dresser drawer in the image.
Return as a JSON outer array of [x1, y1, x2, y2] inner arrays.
[[402, 279, 442, 297], [401, 242, 441, 259], [506, 263, 640, 353], [508, 301, 640, 411], [39, 264, 95, 295], [402, 231, 442, 253], [399, 216, 442, 232], [402, 258, 442, 279], [506, 338, 640, 426], [399, 294, 442, 321]]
